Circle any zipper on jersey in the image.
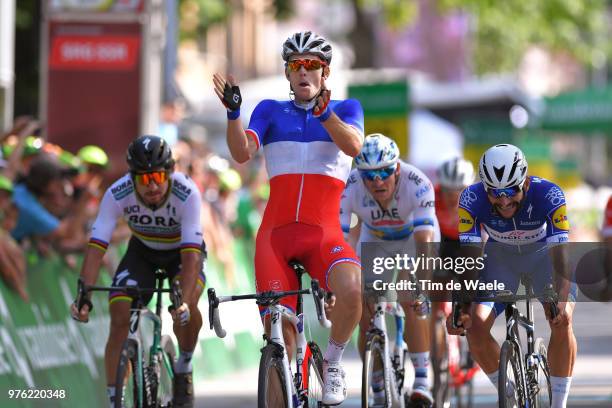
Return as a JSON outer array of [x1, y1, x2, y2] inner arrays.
[[295, 174, 305, 221], [295, 110, 308, 221]]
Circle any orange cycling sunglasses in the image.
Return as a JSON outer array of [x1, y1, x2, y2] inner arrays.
[[134, 171, 168, 186], [287, 59, 327, 72]]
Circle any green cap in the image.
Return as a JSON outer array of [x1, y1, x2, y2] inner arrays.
[[219, 168, 242, 192], [0, 175, 14, 193], [77, 145, 109, 168]]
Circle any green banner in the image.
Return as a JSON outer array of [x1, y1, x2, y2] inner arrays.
[[540, 86, 612, 133], [0, 238, 263, 407]]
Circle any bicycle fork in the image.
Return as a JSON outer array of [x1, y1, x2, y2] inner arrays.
[[269, 306, 313, 408]]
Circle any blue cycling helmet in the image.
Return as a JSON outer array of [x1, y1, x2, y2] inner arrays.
[[354, 133, 400, 170]]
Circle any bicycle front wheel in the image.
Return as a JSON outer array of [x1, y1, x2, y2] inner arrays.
[[156, 335, 176, 407], [532, 338, 552, 408], [362, 331, 389, 408], [499, 340, 525, 408], [258, 343, 289, 408], [115, 338, 143, 408], [304, 341, 324, 407], [431, 318, 450, 408]]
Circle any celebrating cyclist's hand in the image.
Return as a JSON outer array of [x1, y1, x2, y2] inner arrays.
[[70, 300, 91, 323], [171, 302, 191, 326], [213, 73, 242, 111], [446, 310, 471, 335], [313, 78, 331, 118]]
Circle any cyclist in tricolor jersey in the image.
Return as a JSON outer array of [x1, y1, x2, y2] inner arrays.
[[340, 133, 438, 407], [213, 31, 364, 405], [448, 144, 576, 408], [71, 136, 206, 408]]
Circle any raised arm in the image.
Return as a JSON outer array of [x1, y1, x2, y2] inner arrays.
[[213, 73, 257, 163]]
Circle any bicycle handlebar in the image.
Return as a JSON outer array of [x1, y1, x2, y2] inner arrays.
[[207, 279, 332, 338], [75, 277, 183, 313]]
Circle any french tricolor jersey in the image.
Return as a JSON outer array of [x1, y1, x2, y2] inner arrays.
[[89, 172, 203, 252], [603, 195, 612, 238], [458, 176, 569, 245], [246, 99, 364, 229], [340, 161, 439, 243]]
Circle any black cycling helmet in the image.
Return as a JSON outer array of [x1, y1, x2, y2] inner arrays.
[[126, 135, 174, 173]]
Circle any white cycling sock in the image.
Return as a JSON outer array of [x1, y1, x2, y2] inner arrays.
[[551, 376, 571, 408], [324, 338, 348, 364], [174, 349, 194, 374], [486, 369, 499, 388], [107, 386, 116, 408], [410, 352, 430, 389]]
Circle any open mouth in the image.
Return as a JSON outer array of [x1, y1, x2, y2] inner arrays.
[[299, 81, 310, 88]]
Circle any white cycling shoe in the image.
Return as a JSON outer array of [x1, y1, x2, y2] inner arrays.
[[322, 361, 347, 406], [409, 385, 434, 407]]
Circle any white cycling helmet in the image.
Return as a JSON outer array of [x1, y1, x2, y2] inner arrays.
[[437, 157, 475, 189], [354, 133, 400, 170], [479, 144, 528, 190], [282, 31, 333, 64]]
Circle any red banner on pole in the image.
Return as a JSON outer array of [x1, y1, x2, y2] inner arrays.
[[49, 35, 140, 70]]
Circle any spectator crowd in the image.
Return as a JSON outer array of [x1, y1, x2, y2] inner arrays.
[[0, 116, 269, 302]]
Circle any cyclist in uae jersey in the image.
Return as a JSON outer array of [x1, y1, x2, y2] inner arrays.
[[71, 136, 205, 408], [340, 134, 437, 407], [213, 31, 363, 405], [448, 144, 576, 408]]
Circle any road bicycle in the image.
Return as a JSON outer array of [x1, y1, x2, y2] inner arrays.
[[75, 269, 182, 408], [492, 275, 558, 408], [207, 261, 331, 408], [431, 301, 479, 408], [361, 282, 410, 408]]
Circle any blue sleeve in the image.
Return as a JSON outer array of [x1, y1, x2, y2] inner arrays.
[[541, 183, 570, 242], [458, 185, 482, 243], [11, 193, 60, 240], [334, 99, 364, 134], [246, 99, 276, 147]]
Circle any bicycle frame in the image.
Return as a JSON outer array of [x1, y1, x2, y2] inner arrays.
[[500, 276, 557, 407], [267, 304, 323, 407], [365, 294, 407, 407]]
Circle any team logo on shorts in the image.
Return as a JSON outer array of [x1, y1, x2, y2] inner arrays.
[[458, 208, 475, 233], [330, 246, 343, 254], [270, 280, 282, 290], [552, 205, 569, 231]]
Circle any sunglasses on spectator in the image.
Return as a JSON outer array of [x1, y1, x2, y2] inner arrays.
[[287, 59, 327, 72], [359, 166, 396, 182], [487, 185, 522, 198], [133, 171, 168, 186]]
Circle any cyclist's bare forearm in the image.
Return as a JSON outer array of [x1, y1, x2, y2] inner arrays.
[[414, 230, 434, 283], [320, 114, 363, 157], [226, 119, 255, 163], [79, 245, 106, 286], [179, 251, 201, 304], [549, 244, 571, 302]]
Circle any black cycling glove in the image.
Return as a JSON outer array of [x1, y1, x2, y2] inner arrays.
[[223, 83, 242, 111]]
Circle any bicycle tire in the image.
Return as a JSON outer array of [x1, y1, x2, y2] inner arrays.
[[115, 338, 143, 408], [304, 341, 324, 407], [532, 338, 552, 408], [431, 318, 450, 408], [499, 340, 526, 408], [362, 331, 389, 408], [156, 335, 176, 407], [258, 343, 289, 408]]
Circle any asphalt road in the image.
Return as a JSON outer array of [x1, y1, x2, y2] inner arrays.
[[195, 301, 612, 407]]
